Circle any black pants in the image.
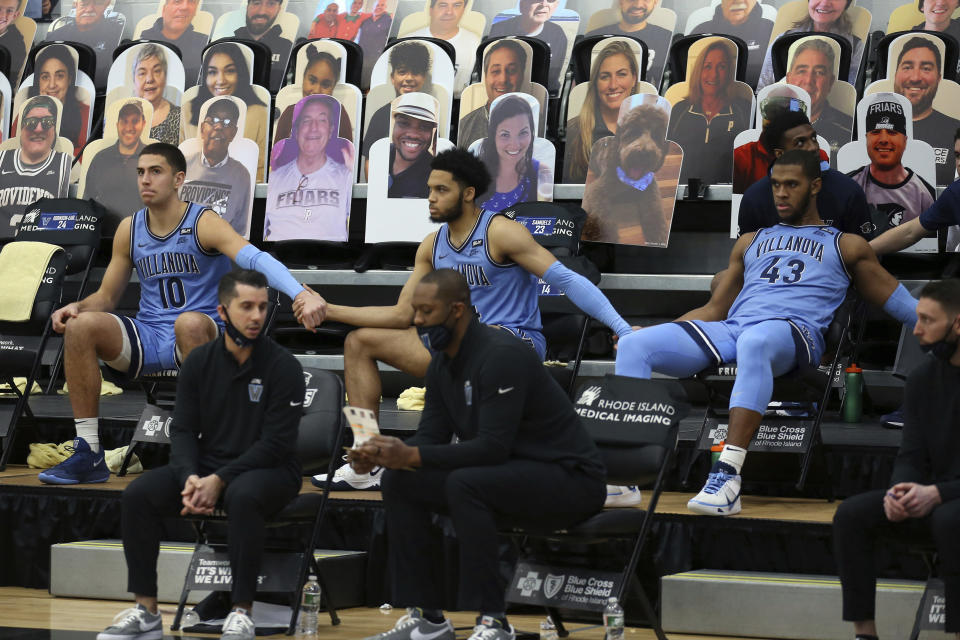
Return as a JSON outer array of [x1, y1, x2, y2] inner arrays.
[[381, 459, 606, 612], [833, 489, 960, 632], [122, 465, 300, 604]]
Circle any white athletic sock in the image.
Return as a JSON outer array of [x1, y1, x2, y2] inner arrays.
[[75, 418, 100, 453], [718, 444, 746, 474]]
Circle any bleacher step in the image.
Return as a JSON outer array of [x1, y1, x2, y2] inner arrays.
[[661, 570, 951, 639], [50, 540, 366, 606]]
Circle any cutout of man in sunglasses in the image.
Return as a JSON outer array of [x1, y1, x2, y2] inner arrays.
[[0, 95, 71, 238], [180, 97, 253, 236]]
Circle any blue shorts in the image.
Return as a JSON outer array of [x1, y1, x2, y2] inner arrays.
[[489, 324, 547, 360], [676, 316, 823, 369], [107, 314, 220, 378], [108, 315, 179, 377]]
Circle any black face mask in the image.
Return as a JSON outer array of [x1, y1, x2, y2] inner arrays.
[[416, 307, 454, 353], [919, 318, 958, 362], [223, 309, 261, 348]]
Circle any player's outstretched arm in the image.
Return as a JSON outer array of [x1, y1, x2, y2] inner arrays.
[[52, 218, 135, 332], [842, 233, 917, 328], [489, 216, 631, 336], [195, 209, 327, 330], [325, 233, 437, 329], [675, 233, 751, 323], [869, 217, 934, 256]]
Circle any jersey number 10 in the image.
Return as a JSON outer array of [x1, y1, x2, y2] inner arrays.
[[158, 276, 186, 309]]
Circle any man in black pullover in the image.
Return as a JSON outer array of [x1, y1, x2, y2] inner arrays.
[[97, 269, 304, 640], [834, 279, 960, 640], [351, 269, 606, 640]]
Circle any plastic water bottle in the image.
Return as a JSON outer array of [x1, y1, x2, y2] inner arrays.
[[180, 608, 200, 629], [842, 364, 863, 423], [603, 596, 624, 640], [539, 616, 558, 640], [299, 574, 320, 635]]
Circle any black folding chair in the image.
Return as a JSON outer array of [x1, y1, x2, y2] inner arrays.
[[171, 367, 347, 634], [683, 294, 864, 493], [501, 375, 687, 640], [0, 242, 67, 470], [11, 198, 104, 395]]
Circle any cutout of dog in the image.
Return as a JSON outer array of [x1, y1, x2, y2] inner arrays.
[[581, 94, 681, 247]]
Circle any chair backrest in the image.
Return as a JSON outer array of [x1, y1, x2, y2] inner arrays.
[[874, 29, 960, 83], [770, 31, 853, 85], [668, 33, 750, 84], [0, 39, 12, 80], [296, 367, 346, 475], [387, 36, 457, 70], [472, 35, 551, 92], [290, 38, 364, 89], [27, 40, 97, 86], [571, 34, 648, 84], [201, 38, 273, 90], [572, 375, 687, 487], [0, 243, 66, 335], [15, 198, 103, 275]]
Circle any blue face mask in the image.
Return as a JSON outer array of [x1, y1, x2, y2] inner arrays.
[[416, 307, 454, 352], [223, 309, 261, 348]]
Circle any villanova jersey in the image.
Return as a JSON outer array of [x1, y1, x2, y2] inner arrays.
[[729, 224, 850, 339], [130, 202, 232, 326], [432, 209, 542, 333]]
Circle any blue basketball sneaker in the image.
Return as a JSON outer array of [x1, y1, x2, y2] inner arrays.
[[687, 461, 741, 516], [38, 437, 110, 485]]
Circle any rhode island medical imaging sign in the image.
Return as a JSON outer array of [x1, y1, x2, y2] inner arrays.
[[507, 561, 622, 611]]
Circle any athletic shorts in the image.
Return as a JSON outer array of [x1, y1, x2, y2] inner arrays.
[[106, 314, 219, 378], [489, 324, 547, 361], [674, 316, 823, 369]]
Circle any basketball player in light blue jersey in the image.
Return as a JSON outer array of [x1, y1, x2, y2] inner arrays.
[[617, 150, 920, 516], [307, 147, 630, 492], [39, 143, 328, 485]]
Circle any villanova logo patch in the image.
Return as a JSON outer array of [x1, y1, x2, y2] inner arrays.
[[248, 378, 264, 402]]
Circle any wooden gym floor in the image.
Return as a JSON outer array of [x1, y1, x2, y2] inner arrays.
[[0, 587, 760, 640]]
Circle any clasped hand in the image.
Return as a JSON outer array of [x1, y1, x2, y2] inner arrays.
[[883, 482, 941, 522], [181, 474, 225, 516], [292, 285, 328, 331]]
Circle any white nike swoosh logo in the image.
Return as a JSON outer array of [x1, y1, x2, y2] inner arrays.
[[410, 628, 450, 640], [1, 170, 14, 174], [498, 387, 514, 394], [290, 401, 302, 406], [93, 457, 104, 465]]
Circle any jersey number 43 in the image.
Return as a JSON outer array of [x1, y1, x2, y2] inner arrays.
[[760, 257, 805, 284]]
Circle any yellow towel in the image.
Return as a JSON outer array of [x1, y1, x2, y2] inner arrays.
[[27, 442, 69, 468], [105, 446, 142, 474], [0, 241, 62, 322], [0, 377, 42, 397], [397, 386, 426, 411], [59, 371, 123, 396]]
